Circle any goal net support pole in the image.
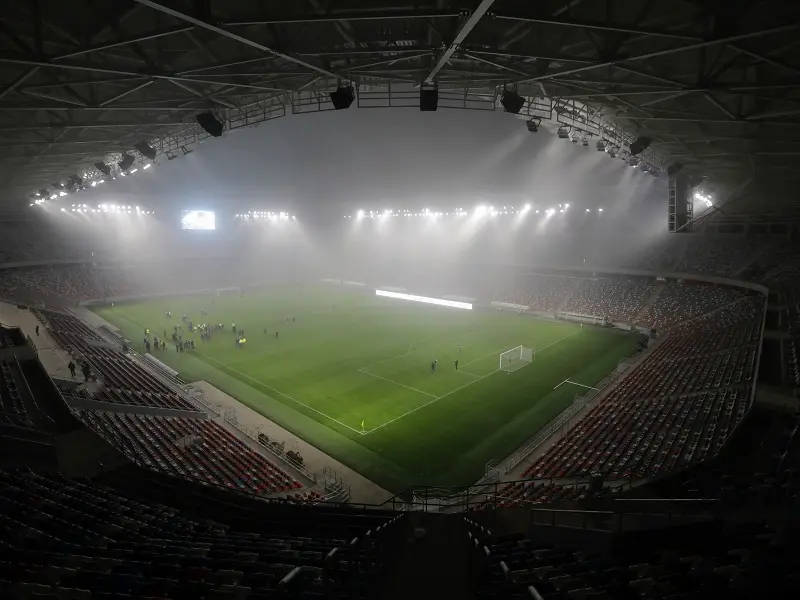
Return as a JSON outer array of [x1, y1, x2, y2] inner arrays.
[[499, 345, 534, 373]]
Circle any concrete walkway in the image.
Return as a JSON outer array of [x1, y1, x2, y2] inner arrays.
[[192, 380, 393, 505], [0, 302, 76, 381]]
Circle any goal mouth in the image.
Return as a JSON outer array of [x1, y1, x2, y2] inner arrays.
[[499, 345, 534, 373]]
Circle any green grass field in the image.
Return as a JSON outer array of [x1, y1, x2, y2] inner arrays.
[[92, 284, 644, 493]]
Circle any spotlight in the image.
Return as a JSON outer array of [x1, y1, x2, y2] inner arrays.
[[586, 208, 590, 212], [557, 126, 570, 139], [598, 208, 603, 212], [628, 157, 640, 168], [143, 164, 151, 170], [582, 136, 589, 147], [329, 85, 355, 110], [526, 118, 541, 133], [629, 136, 651, 156], [129, 168, 138, 174], [134, 141, 157, 160], [91, 181, 97, 187], [596, 140, 607, 152], [118, 153, 135, 171], [419, 86, 438, 111], [500, 89, 526, 114], [196, 112, 224, 137], [356, 209, 365, 219]]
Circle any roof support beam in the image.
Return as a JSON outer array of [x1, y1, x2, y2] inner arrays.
[[226, 10, 458, 26], [132, 0, 344, 80], [492, 14, 703, 41], [426, 0, 496, 84], [52, 26, 194, 60], [514, 22, 800, 84]]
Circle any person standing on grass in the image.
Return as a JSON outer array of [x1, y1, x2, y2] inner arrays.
[[455, 359, 459, 371]]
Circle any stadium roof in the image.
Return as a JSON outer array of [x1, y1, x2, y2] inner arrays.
[[2, 0, 800, 216]]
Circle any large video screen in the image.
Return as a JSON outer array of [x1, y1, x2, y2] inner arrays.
[[181, 210, 216, 230]]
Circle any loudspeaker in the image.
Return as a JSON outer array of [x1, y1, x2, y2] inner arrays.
[[420, 88, 438, 111], [500, 90, 526, 114], [94, 162, 110, 175], [629, 136, 651, 156], [667, 162, 683, 176], [118, 153, 135, 171], [134, 141, 156, 160], [196, 112, 224, 137], [329, 85, 355, 110]]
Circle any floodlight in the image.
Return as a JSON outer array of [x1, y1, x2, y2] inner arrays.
[[629, 136, 651, 156], [118, 153, 135, 171], [356, 209, 364, 219], [500, 89, 526, 114], [557, 126, 570, 139], [329, 85, 355, 110], [598, 208, 603, 212], [596, 140, 607, 151], [196, 112, 224, 137], [586, 208, 590, 212], [564, 203, 570, 209], [91, 181, 97, 187], [143, 164, 151, 169], [59, 191, 67, 197], [474, 205, 488, 217], [130, 168, 138, 174], [582, 136, 589, 146], [134, 141, 157, 160], [49, 194, 57, 200]]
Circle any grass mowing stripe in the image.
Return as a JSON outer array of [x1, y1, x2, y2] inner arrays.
[[91, 286, 646, 491]]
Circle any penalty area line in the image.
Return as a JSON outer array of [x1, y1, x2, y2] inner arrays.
[[553, 378, 599, 391], [363, 368, 499, 436], [195, 350, 367, 436], [357, 368, 438, 398]]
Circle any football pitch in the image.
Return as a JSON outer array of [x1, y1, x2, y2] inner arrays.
[[92, 284, 645, 492]]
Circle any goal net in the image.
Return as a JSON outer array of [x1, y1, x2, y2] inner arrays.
[[216, 287, 241, 297], [499, 346, 534, 373]]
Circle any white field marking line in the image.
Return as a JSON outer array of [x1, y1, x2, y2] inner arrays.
[[363, 325, 584, 435], [116, 310, 368, 436], [565, 379, 599, 391], [359, 328, 486, 372], [196, 350, 367, 435], [553, 378, 570, 390], [357, 368, 438, 398], [459, 344, 517, 369], [363, 368, 500, 435]]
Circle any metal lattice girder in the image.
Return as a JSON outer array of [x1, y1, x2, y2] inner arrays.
[[0, 0, 797, 210]]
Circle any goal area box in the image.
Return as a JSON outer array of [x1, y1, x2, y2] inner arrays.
[[500, 345, 534, 373]]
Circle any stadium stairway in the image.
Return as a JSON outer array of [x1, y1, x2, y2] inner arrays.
[[380, 512, 475, 600], [632, 282, 665, 325]]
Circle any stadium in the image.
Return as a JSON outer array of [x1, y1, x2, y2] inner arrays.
[[0, 1, 798, 598]]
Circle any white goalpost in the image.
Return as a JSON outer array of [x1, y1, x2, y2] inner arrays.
[[499, 346, 534, 373], [216, 287, 241, 297]]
